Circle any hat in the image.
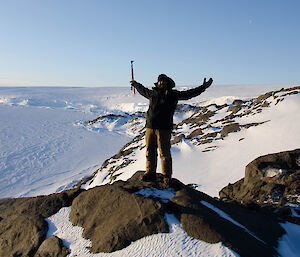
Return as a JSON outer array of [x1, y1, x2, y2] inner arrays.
[[154, 74, 175, 88]]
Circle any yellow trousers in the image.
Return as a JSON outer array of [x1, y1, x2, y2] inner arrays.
[[145, 128, 172, 178]]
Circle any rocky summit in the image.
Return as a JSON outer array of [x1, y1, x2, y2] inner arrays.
[[2, 168, 300, 256]]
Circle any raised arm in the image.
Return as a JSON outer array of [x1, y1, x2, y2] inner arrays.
[[177, 78, 213, 100], [130, 80, 153, 99]]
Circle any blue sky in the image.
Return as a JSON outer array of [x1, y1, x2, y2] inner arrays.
[[0, 0, 299, 87]]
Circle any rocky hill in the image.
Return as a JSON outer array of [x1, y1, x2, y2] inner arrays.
[[80, 86, 300, 188]]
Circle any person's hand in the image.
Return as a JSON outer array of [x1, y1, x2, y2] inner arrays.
[[202, 78, 213, 89], [130, 80, 136, 86]]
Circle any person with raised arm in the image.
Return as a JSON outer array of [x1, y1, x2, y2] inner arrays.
[[130, 74, 213, 187]]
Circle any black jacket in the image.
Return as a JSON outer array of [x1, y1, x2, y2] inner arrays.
[[133, 82, 208, 129]]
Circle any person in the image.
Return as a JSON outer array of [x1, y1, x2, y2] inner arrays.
[[130, 74, 213, 186]]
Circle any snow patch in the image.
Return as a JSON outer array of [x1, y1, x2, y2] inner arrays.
[[263, 168, 288, 178], [277, 222, 300, 257], [135, 188, 175, 203], [106, 103, 148, 113]]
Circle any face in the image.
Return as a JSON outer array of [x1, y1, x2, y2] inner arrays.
[[157, 79, 167, 89]]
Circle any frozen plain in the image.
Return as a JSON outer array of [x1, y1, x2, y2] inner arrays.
[[0, 84, 286, 199], [0, 84, 299, 256]]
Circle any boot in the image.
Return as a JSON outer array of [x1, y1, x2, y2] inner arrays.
[[140, 172, 157, 182]]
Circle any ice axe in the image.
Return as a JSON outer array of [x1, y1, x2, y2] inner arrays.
[[130, 60, 135, 94]]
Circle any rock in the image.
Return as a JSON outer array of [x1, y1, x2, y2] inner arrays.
[[233, 99, 244, 105], [171, 133, 185, 144], [69, 173, 169, 253], [69, 171, 284, 256], [179, 110, 214, 126], [0, 214, 47, 257], [1, 170, 289, 256], [35, 236, 69, 257], [244, 149, 300, 185], [219, 179, 244, 201], [219, 149, 300, 214], [228, 100, 244, 114], [0, 188, 81, 257], [276, 207, 292, 217], [201, 131, 218, 140], [253, 92, 273, 105], [242, 121, 269, 129], [228, 105, 242, 114], [0, 188, 82, 218], [168, 187, 282, 257], [221, 123, 240, 137], [186, 128, 203, 138]]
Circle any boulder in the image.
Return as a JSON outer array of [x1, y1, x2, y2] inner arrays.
[[186, 128, 203, 139], [228, 100, 244, 114], [220, 149, 300, 212], [253, 92, 273, 105], [0, 188, 82, 218], [0, 188, 81, 257], [228, 105, 242, 114], [221, 123, 240, 137], [168, 187, 283, 257], [171, 133, 185, 144], [69, 174, 169, 253], [244, 149, 300, 185], [35, 236, 69, 257], [0, 213, 47, 257]]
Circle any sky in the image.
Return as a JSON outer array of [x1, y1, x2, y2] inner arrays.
[[0, 0, 300, 87]]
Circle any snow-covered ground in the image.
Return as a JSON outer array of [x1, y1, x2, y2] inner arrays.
[[1, 84, 299, 256], [0, 87, 134, 197], [1, 84, 287, 198]]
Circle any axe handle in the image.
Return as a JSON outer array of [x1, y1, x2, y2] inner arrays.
[[131, 62, 135, 94]]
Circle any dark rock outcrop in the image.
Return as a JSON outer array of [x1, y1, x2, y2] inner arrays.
[[69, 173, 169, 253], [70, 171, 284, 256], [34, 236, 69, 257], [0, 213, 47, 257], [186, 128, 203, 139], [221, 123, 241, 137], [171, 133, 185, 144], [219, 149, 300, 222], [228, 99, 244, 114], [0, 188, 81, 257], [168, 187, 283, 257]]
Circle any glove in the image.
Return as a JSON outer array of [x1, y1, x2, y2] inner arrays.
[[202, 78, 213, 89], [130, 80, 139, 87]]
